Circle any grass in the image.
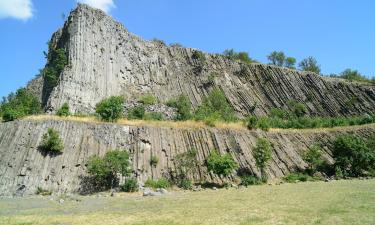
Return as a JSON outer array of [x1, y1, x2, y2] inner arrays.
[[22, 115, 375, 133], [0, 179, 374, 225]]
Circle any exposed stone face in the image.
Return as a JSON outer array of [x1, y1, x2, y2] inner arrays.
[[33, 4, 375, 117], [0, 118, 373, 196]]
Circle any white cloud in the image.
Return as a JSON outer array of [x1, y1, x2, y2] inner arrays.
[[0, 0, 33, 20], [77, 0, 115, 13]]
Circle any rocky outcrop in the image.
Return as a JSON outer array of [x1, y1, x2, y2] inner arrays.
[[30, 4, 375, 117], [0, 118, 373, 196]]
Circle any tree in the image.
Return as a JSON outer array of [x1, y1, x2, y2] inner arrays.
[[299, 56, 321, 74], [95, 96, 124, 122], [39, 128, 64, 153], [56, 103, 70, 117], [206, 150, 238, 177], [339, 69, 367, 82], [223, 49, 256, 64], [253, 138, 272, 179], [332, 135, 375, 177], [267, 51, 285, 66], [43, 46, 68, 94], [1, 88, 41, 122], [285, 57, 296, 69], [167, 95, 192, 121], [195, 89, 236, 122], [87, 150, 132, 190], [303, 145, 323, 175]]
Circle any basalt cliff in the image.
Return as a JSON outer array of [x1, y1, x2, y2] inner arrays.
[[1, 4, 375, 196]]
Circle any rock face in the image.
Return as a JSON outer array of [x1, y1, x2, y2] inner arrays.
[[0, 118, 374, 196], [30, 4, 375, 117]]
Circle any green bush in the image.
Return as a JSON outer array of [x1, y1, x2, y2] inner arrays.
[[246, 116, 258, 130], [56, 103, 70, 117], [95, 96, 124, 122], [43, 46, 68, 94], [206, 150, 238, 177], [127, 105, 145, 120], [1, 88, 41, 121], [144, 178, 171, 189], [283, 172, 317, 183], [303, 145, 324, 175], [121, 178, 139, 192], [253, 138, 272, 179], [195, 89, 237, 122], [35, 187, 52, 196], [179, 179, 193, 190], [167, 95, 192, 121], [150, 156, 159, 167], [138, 95, 157, 105], [332, 135, 375, 177], [240, 175, 264, 186], [256, 117, 270, 131], [223, 49, 256, 64], [192, 50, 206, 63], [144, 112, 164, 121], [39, 128, 64, 153], [298, 56, 321, 74], [87, 150, 132, 190]]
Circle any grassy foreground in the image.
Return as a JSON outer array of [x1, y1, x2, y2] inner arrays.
[[0, 179, 374, 225]]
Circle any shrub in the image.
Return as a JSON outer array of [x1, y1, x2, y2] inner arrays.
[[56, 103, 70, 117], [192, 50, 206, 63], [35, 187, 52, 196], [150, 156, 159, 167], [299, 56, 321, 74], [121, 178, 139, 192], [127, 105, 145, 120], [253, 138, 272, 179], [223, 49, 256, 64], [288, 100, 307, 118], [195, 89, 236, 122], [138, 95, 157, 105], [303, 145, 324, 175], [43, 46, 68, 94], [167, 95, 192, 121], [179, 179, 193, 190], [256, 117, 270, 131], [240, 175, 264, 186], [144, 178, 171, 189], [39, 128, 64, 153], [206, 150, 238, 177], [87, 150, 132, 190], [283, 172, 317, 183], [144, 112, 164, 121], [1, 88, 42, 121], [246, 116, 258, 130], [332, 135, 375, 177], [95, 96, 124, 122], [175, 149, 199, 177]]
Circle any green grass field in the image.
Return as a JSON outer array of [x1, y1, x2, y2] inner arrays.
[[0, 179, 374, 225]]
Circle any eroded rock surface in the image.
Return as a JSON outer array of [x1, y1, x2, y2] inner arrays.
[[0, 119, 373, 196], [28, 4, 375, 117]]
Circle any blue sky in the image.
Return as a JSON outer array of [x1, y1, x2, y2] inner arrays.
[[1, 0, 374, 98]]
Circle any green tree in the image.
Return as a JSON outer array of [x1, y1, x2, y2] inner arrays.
[[253, 138, 272, 179], [174, 149, 199, 187], [138, 95, 157, 105], [285, 57, 296, 69], [43, 45, 68, 94], [267, 51, 286, 66], [87, 150, 132, 190], [299, 56, 321, 74], [95, 96, 124, 122], [39, 128, 64, 153], [195, 89, 236, 122], [339, 69, 367, 82], [127, 105, 145, 120], [303, 145, 323, 175], [1, 88, 41, 121], [332, 135, 375, 177], [167, 95, 192, 120], [56, 103, 70, 117], [206, 150, 238, 177]]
